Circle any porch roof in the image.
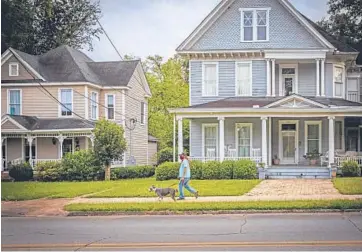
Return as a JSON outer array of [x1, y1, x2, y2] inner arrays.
[[2, 114, 94, 131]]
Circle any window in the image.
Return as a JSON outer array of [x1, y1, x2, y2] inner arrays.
[[60, 89, 72, 116], [236, 123, 252, 157], [9, 63, 19, 76], [334, 66, 344, 97], [106, 94, 115, 120], [8, 89, 21, 115], [240, 8, 269, 42], [203, 124, 218, 158], [236, 62, 252, 96], [202, 63, 218, 96], [335, 121, 343, 150], [62, 139, 73, 156], [141, 102, 146, 125], [305, 121, 321, 154], [91, 92, 98, 120]]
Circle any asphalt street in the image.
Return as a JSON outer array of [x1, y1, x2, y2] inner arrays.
[[2, 213, 362, 251]]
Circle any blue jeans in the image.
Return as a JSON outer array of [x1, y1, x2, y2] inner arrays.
[[178, 178, 196, 199]]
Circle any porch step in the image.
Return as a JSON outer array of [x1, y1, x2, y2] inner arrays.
[[266, 167, 330, 179]]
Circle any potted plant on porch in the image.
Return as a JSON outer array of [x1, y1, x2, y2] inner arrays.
[[303, 150, 322, 165], [272, 155, 280, 165]]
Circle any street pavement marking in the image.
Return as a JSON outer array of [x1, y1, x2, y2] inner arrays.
[[3, 240, 362, 249]]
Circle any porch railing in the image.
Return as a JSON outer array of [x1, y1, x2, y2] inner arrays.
[[347, 91, 359, 102], [190, 156, 262, 163], [335, 156, 362, 167]]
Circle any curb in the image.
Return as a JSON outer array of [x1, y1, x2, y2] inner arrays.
[[67, 209, 362, 216]]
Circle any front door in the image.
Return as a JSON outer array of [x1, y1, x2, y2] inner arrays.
[[279, 122, 298, 164], [281, 67, 296, 96]]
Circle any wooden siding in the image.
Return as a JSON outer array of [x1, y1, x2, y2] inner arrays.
[[125, 63, 149, 165], [6, 138, 22, 161], [148, 141, 158, 165], [2, 120, 21, 130], [1, 85, 86, 117], [37, 137, 59, 159]]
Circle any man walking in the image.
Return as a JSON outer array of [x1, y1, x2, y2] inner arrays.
[[178, 153, 198, 200]]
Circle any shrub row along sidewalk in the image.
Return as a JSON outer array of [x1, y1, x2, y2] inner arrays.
[[65, 199, 362, 213]]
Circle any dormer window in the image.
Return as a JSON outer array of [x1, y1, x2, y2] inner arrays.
[[9, 63, 19, 76], [240, 8, 270, 42]]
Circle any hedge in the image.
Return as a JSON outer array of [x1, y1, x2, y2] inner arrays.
[[155, 160, 257, 181], [341, 161, 361, 177], [111, 166, 155, 180]]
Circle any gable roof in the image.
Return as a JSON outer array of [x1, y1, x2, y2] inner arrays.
[[2, 45, 141, 87], [176, 0, 353, 52], [1, 114, 95, 131]]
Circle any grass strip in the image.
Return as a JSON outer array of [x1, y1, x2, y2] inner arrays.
[[333, 178, 362, 195], [65, 199, 362, 212]]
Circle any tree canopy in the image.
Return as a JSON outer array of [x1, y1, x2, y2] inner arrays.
[[1, 0, 102, 54], [318, 0, 362, 46]]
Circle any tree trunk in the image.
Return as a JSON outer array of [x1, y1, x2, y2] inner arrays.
[[105, 164, 111, 181]]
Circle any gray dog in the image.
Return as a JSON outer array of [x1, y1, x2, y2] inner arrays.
[[149, 185, 178, 201]]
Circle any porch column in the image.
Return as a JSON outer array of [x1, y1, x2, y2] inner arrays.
[[321, 59, 325, 96], [271, 59, 276, 96], [266, 59, 271, 96], [316, 59, 320, 96], [261, 117, 268, 168], [26, 135, 36, 167], [218, 117, 225, 162], [328, 116, 335, 167], [177, 116, 183, 159], [173, 115, 176, 162], [1, 137, 6, 171], [88, 134, 95, 150], [268, 117, 272, 167], [57, 135, 64, 158]]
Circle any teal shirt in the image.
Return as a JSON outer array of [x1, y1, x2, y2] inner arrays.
[[179, 159, 191, 178]]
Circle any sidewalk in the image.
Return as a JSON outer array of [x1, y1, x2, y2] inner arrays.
[[70, 194, 362, 204]]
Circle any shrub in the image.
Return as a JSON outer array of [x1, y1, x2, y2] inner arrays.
[[155, 162, 179, 181], [157, 148, 173, 165], [233, 159, 257, 179], [202, 161, 221, 179], [34, 161, 62, 182], [220, 160, 234, 179], [61, 150, 102, 181], [341, 161, 360, 177], [111, 166, 155, 180], [190, 160, 203, 180], [9, 162, 33, 182]]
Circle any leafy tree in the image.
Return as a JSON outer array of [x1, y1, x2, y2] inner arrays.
[[318, 0, 362, 46], [1, 0, 102, 54], [93, 119, 127, 180], [145, 55, 190, 151]]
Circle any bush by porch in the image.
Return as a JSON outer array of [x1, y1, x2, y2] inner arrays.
[[1, 178, 260, 201]]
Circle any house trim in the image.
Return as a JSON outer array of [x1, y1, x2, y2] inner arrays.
[[304, 120, 322, 154], [333, 64, 346, 98], [235, 123, 253, 157], [105, 93, 116, 120], [239, 8, 270, 43], [235, 61, 253, 96], [265, 95, 327, 109], [58, 88, 74, 118], [278, 120, 299, 164], [201, 123, 219, 157], [1, 82, 131, 90], [84, 86, 89, 120], [7, 89, 22, 115], [202, 61, 219, 97], [8, 62, 19, 77], [278, 64, 299, 96], [1, 116, 28, 131]]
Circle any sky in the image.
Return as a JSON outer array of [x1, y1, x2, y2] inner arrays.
[[84, 0, 329, 62]]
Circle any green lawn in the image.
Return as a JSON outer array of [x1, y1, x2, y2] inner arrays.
[[65, 199, 362, 212], [1, 178, 260, 201], [333, 178, 362, 195]]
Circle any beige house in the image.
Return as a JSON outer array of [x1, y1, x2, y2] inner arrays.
[[1, 45, 152, 170]]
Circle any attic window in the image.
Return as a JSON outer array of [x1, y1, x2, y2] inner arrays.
[[240, 8, 270, 42], [9, 63, 19, 76]]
